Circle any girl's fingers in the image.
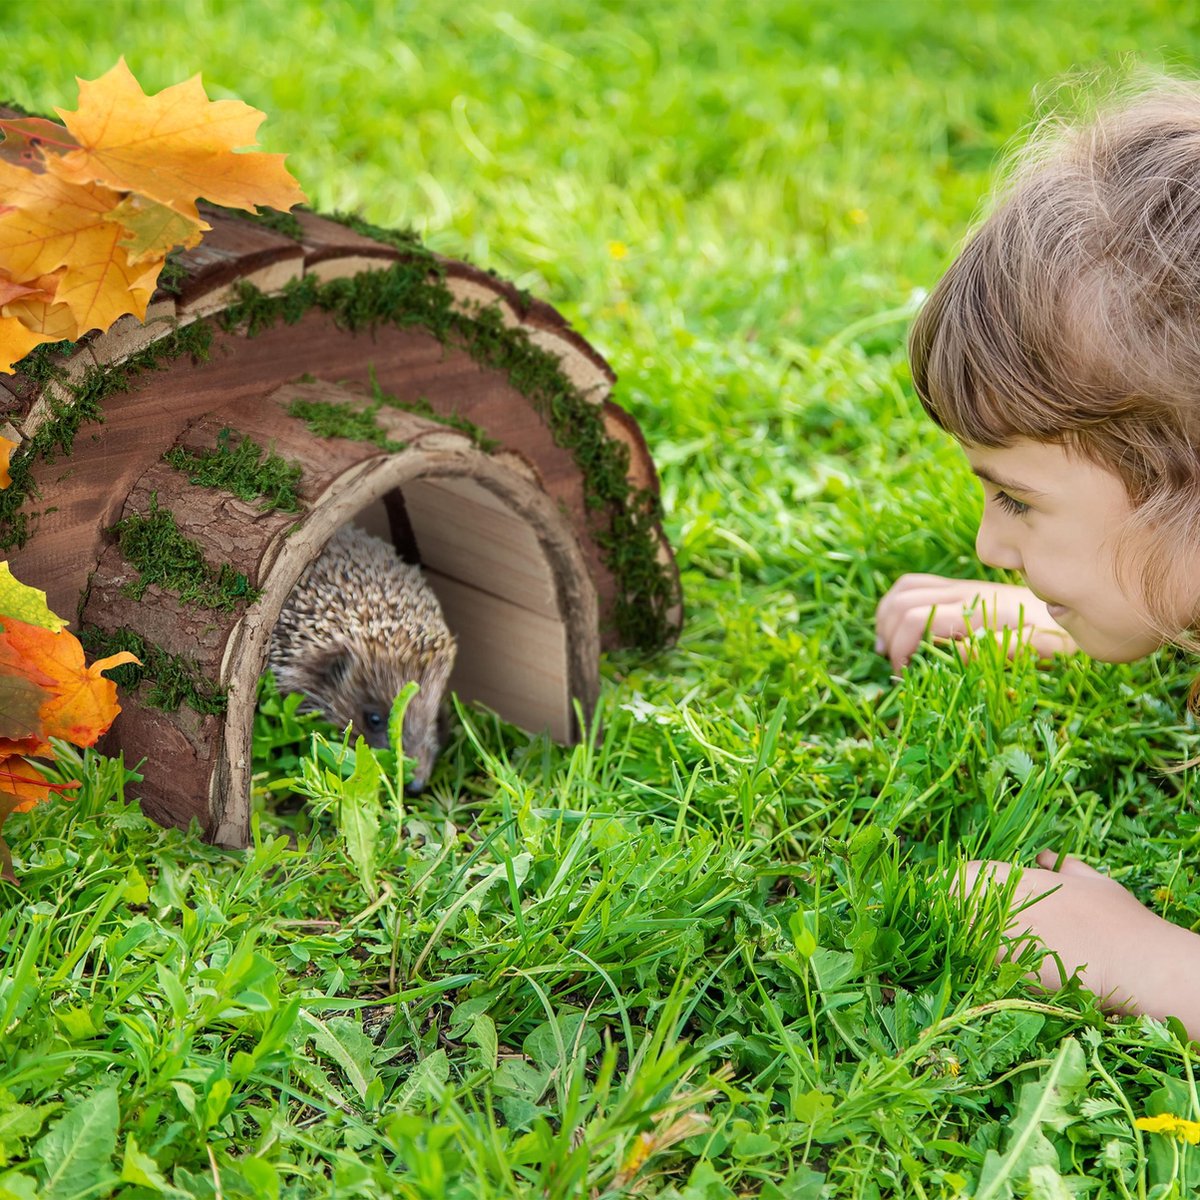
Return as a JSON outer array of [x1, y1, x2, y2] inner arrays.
[[1035, 850, 1106, 879], [876, 588, 983, 669]]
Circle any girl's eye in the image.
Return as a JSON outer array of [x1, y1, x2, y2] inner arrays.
[[992, 490, 1031, 517]]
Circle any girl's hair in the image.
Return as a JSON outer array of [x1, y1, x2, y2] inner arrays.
[[910, 80, 1200, 649]]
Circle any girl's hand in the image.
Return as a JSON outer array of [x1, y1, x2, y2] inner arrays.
[[874, 573, 1076, 672], [965, 853, 1200, 1038]]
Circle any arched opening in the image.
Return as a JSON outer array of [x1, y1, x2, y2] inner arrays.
[[214, 436, 599, 845]]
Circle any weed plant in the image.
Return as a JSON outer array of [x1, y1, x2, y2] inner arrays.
[[5, 2, 1200, 1197]]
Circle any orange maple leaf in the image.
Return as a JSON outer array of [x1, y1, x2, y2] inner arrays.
[[50, 58, 307, 217], [0, 618, 138, 748], [0, 274, 45, 307], [0, 753, 79, 814]]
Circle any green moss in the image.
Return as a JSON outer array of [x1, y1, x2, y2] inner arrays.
[[326, 212, 431, 258], [286, 395, 407, 453], [368, 373, 499, 452], [155, 251, 189, 298], [164, 428, 304, 512], [233, 205, 306, 241], [78, 625, 227, 715], [111, 495, 262, 612], [0, 321, 212, 550]]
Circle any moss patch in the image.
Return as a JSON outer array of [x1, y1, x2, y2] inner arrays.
[[286, 394, 407, 453], [327, 212, 430, 258], [112, 495, 261, 612], [0, 321, 212, 550], [368, 373, 499, 452], [164, 428, 304, 512], [78, 625, 227, 715]]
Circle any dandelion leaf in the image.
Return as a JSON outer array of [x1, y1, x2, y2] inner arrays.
[[33, 1086, 119, 1200], [974, 1037, 1088, 1200]]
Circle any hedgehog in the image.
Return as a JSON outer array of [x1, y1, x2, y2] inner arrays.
[[267, 524, 457, 793]]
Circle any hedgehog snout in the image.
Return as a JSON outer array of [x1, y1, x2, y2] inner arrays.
[[402, 711, 443, 794]]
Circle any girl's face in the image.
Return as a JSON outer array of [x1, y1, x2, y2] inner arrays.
[[965, 438, 1200, 662]]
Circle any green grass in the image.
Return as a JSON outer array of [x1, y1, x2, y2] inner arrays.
[[5, 2, 1200, 1196]]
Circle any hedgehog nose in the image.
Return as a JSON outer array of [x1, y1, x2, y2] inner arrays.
[[404, 779, 426, 798]]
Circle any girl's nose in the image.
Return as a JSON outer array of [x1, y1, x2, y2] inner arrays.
[[975, 509, 1023, 572]]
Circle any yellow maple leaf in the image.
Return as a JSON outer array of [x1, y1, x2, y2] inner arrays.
[[0, 161, 151, 334], [0, 312, 59, 374], [50, 58, 306, 217], [3, 293, 80, 343], [0, 434, 16, 489]]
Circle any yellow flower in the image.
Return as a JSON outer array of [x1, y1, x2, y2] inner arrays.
[[607, 240, 629, 260], [847, 208, 869, 225], [1135, 1113, 1200, 1144]]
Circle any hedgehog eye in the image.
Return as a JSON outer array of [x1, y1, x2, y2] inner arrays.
[[362, 708, 386, 731]]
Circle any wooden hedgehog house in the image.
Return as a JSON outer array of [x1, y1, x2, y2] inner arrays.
[[0, 181, 681, 848]]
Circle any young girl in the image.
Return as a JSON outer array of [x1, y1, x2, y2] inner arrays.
[[873, 83, 1200, 1038]]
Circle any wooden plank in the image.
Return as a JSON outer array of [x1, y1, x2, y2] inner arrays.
[[401, 475, 560, 619], [423, 567, 571, 741], [87, 302, 179, 366], [294, 210, 403, 274], [99, 707, 223, 835], [174, 207, 306, 318], [524, 326, 613, 401]]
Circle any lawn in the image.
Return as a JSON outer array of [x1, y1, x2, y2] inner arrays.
[[4, 2, 1200, 1196]]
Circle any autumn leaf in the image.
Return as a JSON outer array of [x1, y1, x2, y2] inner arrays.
[[0, 274, 45, 307], [0, 116, 78, 172], [0, 675, 49, 743], [0, 562, 68, 631], [106, 193, 207, 264], [2, 292, 80, 343], [0, 436, 17, 491], [0, 619, 137, 747], [0, 313, 59, 374], [0, 161, 152, 333], [0, 755, 78, 810], [51, 58, 306, 217]]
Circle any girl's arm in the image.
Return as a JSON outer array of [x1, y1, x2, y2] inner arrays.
[[875, 574, 1076, 672], [968, 853, 1200, 1039]]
